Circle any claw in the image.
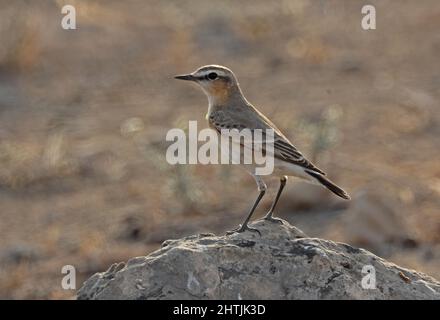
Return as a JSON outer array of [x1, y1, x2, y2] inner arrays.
[[226, 224, 261, 236]]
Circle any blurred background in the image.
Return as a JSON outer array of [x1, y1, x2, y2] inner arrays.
[[0, 0, 439, 299]]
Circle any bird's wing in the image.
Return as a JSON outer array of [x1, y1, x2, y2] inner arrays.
[[208, 108, 326, 175]]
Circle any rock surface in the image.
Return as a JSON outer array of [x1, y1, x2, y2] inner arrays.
[[77, 219, 440, 300]]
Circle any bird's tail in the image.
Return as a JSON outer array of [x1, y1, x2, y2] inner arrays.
[[305, 170, 351, 200]]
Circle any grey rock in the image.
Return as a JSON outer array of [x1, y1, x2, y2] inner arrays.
[[77, 220, 440, 300], [0, 244, 41, 264]]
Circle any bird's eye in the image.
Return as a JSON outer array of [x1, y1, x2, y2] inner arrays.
[[207, 72, 218, 80]]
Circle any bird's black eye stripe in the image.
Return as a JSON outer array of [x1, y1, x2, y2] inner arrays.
[[207, 72, 218, 80]]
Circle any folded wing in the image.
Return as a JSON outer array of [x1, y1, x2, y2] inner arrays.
[[208, 108, 326, 175]]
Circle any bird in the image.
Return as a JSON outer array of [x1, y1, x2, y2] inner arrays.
[[175, 65, 350, 235]]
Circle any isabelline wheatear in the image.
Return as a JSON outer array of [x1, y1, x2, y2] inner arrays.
[[175, 65, 350, 235]]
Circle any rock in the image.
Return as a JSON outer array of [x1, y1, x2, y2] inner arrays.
[[77, 219, 440, 300]]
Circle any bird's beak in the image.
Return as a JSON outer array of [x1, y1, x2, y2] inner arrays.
[[174, 74, 196, 81]]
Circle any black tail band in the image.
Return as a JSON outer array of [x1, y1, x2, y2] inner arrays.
[[305, 170, 351, 200]]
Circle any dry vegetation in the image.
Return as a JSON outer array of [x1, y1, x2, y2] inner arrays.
[[0, 0, 439, 299]]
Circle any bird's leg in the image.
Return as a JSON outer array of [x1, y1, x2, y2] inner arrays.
[[263, 176, 288, 223], [227, 176, 266, 236]]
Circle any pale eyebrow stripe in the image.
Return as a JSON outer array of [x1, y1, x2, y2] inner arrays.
[[198, 70, 226, 77]]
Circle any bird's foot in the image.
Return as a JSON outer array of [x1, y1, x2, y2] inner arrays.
[[226, 224, 261, 236], [261, 214, 284, 224]]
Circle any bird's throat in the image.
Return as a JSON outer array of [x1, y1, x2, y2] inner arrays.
[[207, 81, 231, 105]]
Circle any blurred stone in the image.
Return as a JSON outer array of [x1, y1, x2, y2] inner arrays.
[[0, 244, 41, 264], [342, 188, 414, 251], [77, 219, 439, 300], [116, 215, 146, 242]]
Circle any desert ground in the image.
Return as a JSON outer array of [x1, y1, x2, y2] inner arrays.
[[0, 0, 439, 299]]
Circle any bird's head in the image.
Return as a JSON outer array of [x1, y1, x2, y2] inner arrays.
[[174, 65, 241, 104]]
